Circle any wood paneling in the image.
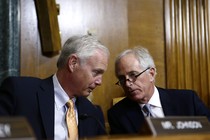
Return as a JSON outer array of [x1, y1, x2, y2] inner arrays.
[[34, 0, 61, 54], [82, 134, 210, 140], [128, 0, 165, 88], [21, 0, 60, 78], [165, 0, 210, 106]]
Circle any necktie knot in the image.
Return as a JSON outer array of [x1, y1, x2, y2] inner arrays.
[[66, 99, 73, 108], [143, 104, 153, 117]]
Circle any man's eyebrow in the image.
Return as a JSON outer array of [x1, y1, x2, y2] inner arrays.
[[94, 69, 105, 74], [128, 71, 138, 74], [118, 71, 138, 75]]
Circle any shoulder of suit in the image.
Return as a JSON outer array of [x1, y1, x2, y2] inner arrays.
[[158, 87, 196, 95], [109, 97, 137, 111]]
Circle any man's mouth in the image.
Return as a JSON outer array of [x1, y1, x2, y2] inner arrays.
[[128, 89, 137, 95], [88, 88, 94, 93]]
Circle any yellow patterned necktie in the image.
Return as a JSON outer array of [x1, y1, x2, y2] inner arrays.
[[66, 99, 78, 140]]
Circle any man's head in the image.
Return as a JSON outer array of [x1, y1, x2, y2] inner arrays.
[[57, 35, 110, 98], [115, 46, 156, 104]]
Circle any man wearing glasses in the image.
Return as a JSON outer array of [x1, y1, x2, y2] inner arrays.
[[108, 46, 210, 134]]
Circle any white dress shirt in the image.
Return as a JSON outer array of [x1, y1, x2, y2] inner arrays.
[[140, 86, 165, 118], [53, 74, 78, 140]]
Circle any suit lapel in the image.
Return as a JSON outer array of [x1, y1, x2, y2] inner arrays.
[[158, 87, 176, 116], [76, 97, 89, 137], [37, 77, 54, 138], [76, 98, 84, 137]]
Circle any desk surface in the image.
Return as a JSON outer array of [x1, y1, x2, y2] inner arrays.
[[82, 133, 210, 140]]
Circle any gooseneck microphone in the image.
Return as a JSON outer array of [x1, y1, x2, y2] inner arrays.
[[78, 114, 89, 120], [79, 114, 107, 134]]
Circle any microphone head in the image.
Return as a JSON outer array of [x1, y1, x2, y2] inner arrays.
[[78, 114, 89, 120], [78, 113, 107, 134]]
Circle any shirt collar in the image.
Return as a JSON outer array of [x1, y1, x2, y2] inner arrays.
[[148, 86, 162, 108], [139, 86, 162, 108], [53, 74, 71, 110]]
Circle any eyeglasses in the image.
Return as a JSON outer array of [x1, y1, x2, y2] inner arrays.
[[115, 67, 150, 86]]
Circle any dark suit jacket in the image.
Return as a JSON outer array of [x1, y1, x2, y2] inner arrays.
[[0, 76, 106, 139], [108, 87, 210, 134]]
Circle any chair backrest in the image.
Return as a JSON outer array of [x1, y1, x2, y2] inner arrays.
[[112, 97, 125, 105]]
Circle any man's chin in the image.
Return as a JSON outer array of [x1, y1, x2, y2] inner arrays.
[[129, 94, 143, 102], [83, 91, 92, 97]]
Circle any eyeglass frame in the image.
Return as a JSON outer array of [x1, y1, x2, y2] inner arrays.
[[115, 67, 151, 86]]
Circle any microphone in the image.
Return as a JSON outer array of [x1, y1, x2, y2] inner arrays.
[[79, 114, 107, 134], [78, 114, 89, 120]]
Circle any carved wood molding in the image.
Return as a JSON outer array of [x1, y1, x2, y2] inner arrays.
[[34, 0, 61, 55]]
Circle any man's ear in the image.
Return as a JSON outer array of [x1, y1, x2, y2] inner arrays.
[[149, 67, 156, 82], [67, 54, 78, 72]]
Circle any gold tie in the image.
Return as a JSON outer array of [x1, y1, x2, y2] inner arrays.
[[66, 99, 78, 140]]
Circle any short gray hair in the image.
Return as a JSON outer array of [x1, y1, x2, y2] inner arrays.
[[57, 35, 109, 68], [115, 46, 156, 74]]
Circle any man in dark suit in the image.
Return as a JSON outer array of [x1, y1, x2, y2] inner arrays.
[[0, 35, 110, 139], [108, 46, 210, 134]]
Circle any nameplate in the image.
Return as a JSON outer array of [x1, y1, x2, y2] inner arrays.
[[0, 117, 35, 139], [145, 116, 210, 136]]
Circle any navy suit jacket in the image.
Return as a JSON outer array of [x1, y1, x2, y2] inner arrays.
[[108, 87, 210, 134], [0, 76, 106, 139]]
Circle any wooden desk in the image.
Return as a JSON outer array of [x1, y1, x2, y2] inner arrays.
[[81, 133, 210, 140]]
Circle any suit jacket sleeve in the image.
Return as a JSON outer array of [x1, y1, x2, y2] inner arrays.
[[108, 97, 145, 134], [159, 88, 210, 121]]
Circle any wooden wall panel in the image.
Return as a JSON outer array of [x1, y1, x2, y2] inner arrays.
[[165, 0, 210, 106], [21, 0, 58, 77], [128, 0, 165, 88], [34, 0, 61, 53]]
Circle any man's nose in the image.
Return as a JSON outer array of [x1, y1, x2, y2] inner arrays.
[[125, 79, 133, 86], [95, 76, 102, 85]]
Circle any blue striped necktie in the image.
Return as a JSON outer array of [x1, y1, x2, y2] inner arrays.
[[143, 104, 153, 117]]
